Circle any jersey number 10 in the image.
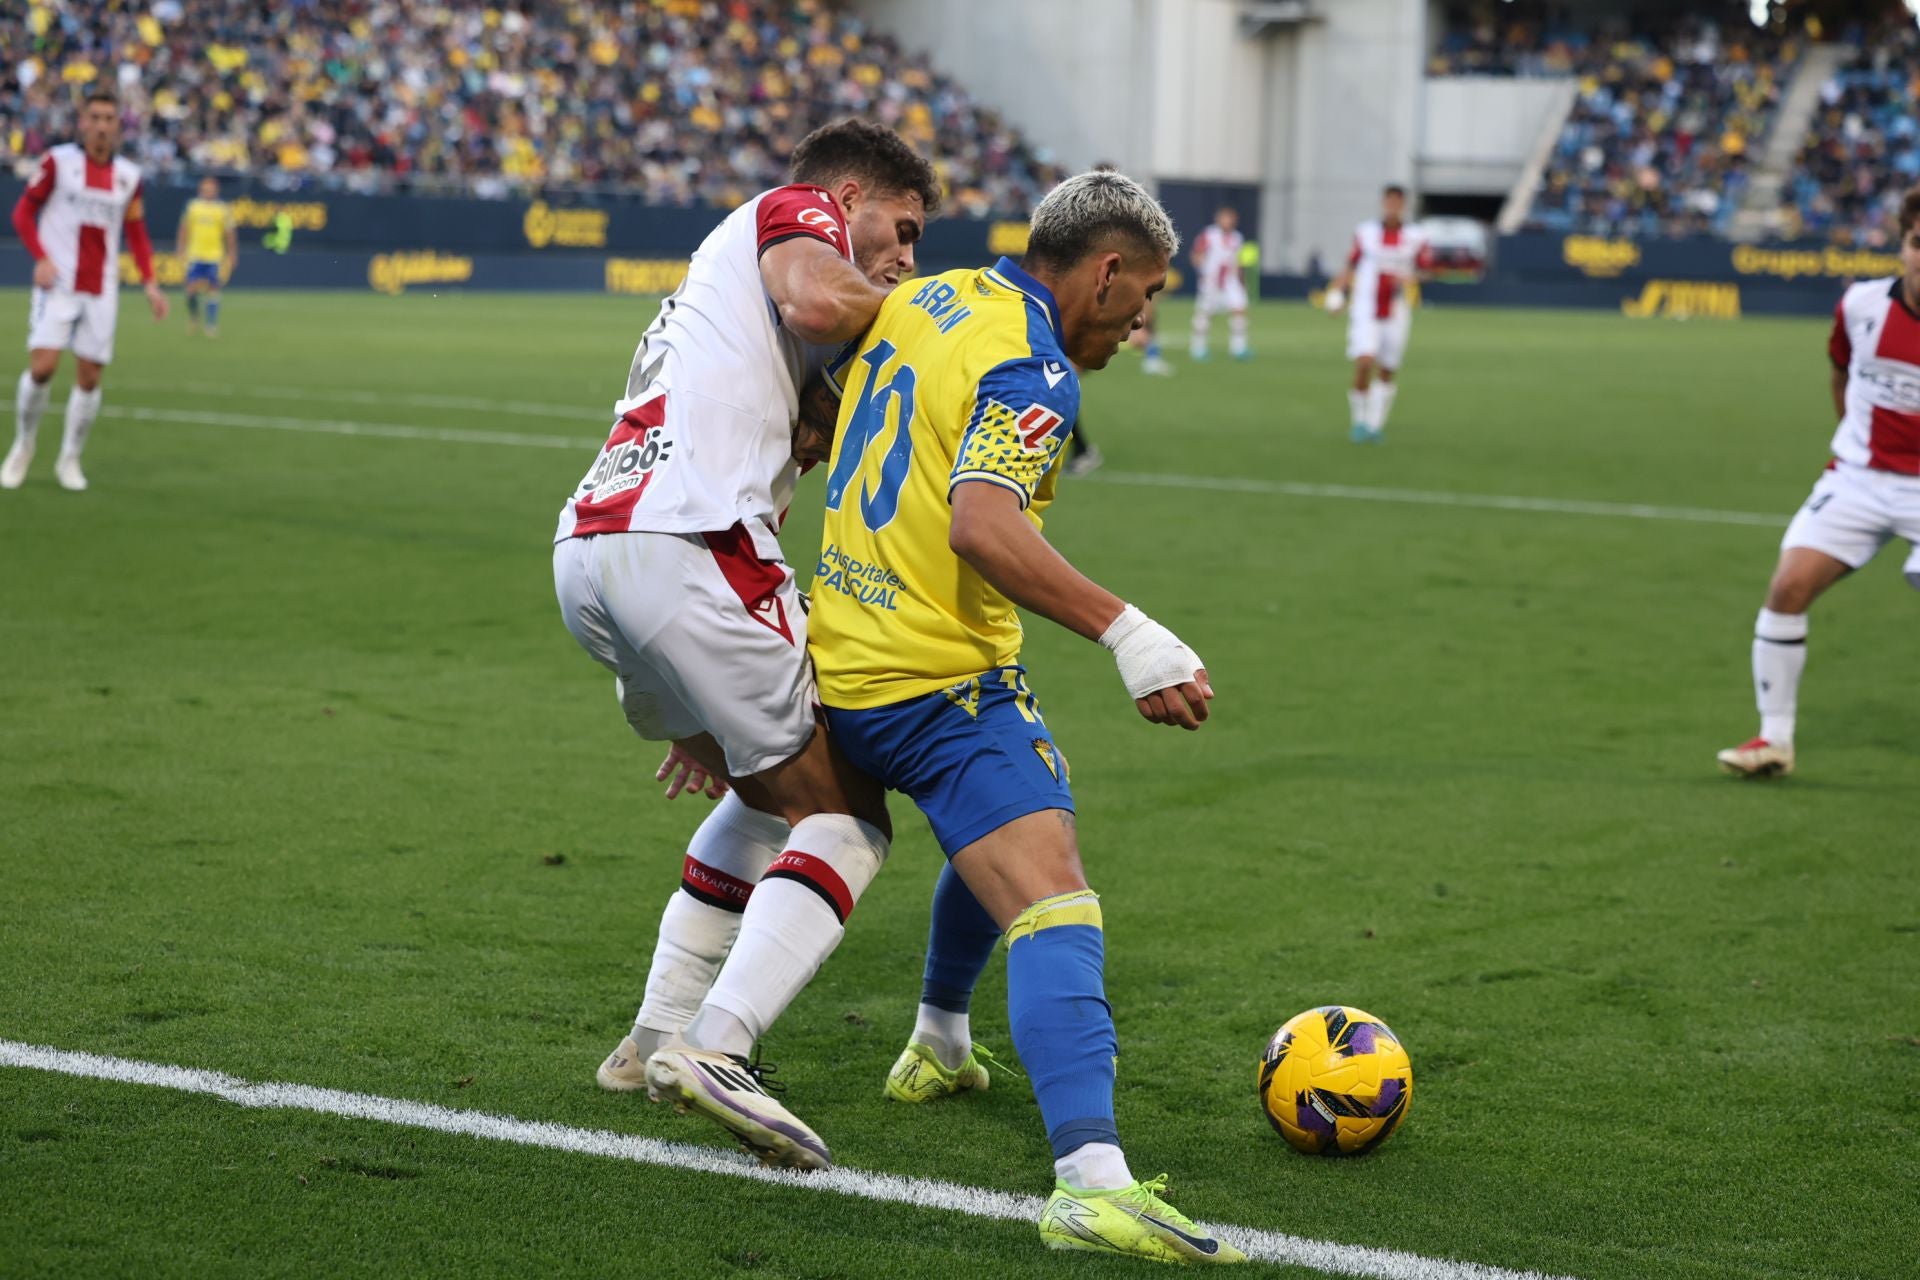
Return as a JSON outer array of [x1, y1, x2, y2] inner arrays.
[[824, 340, 916, 532]]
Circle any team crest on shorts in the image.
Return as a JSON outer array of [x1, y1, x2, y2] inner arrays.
[[1031, 738, 1068, 782]]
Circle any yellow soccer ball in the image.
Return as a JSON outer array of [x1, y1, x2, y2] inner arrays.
[[1258, 1006, 1412, 1156]]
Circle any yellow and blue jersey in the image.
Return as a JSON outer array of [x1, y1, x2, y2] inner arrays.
[[808, 256, 1080, 711], [182, 198, 232, 265]]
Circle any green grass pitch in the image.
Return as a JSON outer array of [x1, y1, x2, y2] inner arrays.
[[1, 288, 1915, 1279]]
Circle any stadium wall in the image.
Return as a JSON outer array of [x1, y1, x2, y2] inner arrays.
[[0, 176, 1868, 315]]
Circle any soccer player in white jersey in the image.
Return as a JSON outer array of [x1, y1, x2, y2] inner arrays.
[[1717, 188, 1920, 778], [552, 120, 939, 1168], [1326, 185, 1431, 444], [1188, 206, 1250, 361], [4, 92, 168, 492]]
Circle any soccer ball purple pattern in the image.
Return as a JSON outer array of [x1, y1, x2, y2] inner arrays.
[[1258, 1005, 1413, 1156]]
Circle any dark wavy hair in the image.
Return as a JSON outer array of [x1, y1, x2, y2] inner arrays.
[[790, 119, 942, 217]]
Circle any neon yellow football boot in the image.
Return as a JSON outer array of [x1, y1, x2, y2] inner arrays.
[[1039, 1175, 1246, 1264], [883, 1041, 1008, 1103]]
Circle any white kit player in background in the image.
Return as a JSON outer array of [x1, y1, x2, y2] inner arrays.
[[4, 91, 168, 492], [1189, 205, 1251, 361], [550, 120, 940, 1170], [1326, 184, 1431, 445], [1717, 190, 1920, 779]]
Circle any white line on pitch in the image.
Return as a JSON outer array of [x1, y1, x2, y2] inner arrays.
[[0, 1039, 1578, 1280], [98, 400, 1785, 531], [1089, 471, 1784, 529], [114, 378, 600, 421]]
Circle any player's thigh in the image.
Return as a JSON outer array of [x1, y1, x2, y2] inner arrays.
[[1779, 466, 1894, 581], [26, 288, 81, 358], [825, 666, 1073, 867], [1378, 310, 1412, 371], [553, 535, 704, 743], [71, 296, 116, 367], [1225, 280, 1249, 313], [1887, 477, 1920, 590], [950, 808, 1086, 931], [617, 526, 816, 780], [1345, 314, 1381, 362]]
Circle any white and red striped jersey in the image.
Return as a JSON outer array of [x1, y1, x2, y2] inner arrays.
[[1193, 224, 1245, 295], [1828, 277, 1920, 475], [1348, 220, 1433, 320], [14, 144, 148, 296], [555, 184, 853, 554]]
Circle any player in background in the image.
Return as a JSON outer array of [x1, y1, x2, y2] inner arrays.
[[666, 171, 1242, 1263], [1188, 205, 1249, 361], [553, 121, 938, 1171], [4, 92, 167, 493], [1326, 184, 1432, 444], [177, 176, 237, 338], [1132, 295, 1173, 375], [1717, 187, 1920, 778]]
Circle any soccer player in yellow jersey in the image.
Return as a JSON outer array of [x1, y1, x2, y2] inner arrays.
[[675, 171, 1238, 1262], [176, 177, 236, 337]]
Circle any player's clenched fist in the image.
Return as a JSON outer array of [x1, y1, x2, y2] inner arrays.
[[1100, 604, 1214, 729]]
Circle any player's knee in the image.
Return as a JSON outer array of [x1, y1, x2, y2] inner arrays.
[[766, 813, 889, 924], [73, 364, 103, 392], [1763, 568, 1822, 615]]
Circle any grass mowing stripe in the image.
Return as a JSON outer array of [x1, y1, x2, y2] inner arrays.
[[0, 1039, 1579, 1280], [1090, 471, 1786, 529], [99, 401, 1785, 531]]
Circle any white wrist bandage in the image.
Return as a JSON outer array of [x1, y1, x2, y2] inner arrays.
[[1099, 604, 1204, 699]]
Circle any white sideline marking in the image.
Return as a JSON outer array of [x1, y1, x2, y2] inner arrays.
[[98, 399, 1784, 531], [0, 1038, 1578, 1280], [115, 378, 599, 421], [1091, 471, 1785, 530]]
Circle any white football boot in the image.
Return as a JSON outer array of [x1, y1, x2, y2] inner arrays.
[[0, 440, 31, 489], [1717, 737, 1794, 778], [645, 1043, 831, 1170], [54, 452, 87, 492]]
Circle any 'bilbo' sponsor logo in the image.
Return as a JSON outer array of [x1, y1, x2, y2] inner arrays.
[[606, 258, 691, 294], [815, 542, 903, 611], [1621, 280, 1741, 320], [524, 200, 609, 249], [1562, 236, 1641, 278], [1730, 244, 1901, 281], [369, 251, 474, 295]]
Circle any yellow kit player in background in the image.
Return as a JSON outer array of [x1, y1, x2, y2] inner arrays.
[[177, 176, 237, 337]]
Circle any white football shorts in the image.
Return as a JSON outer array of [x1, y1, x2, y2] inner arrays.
[[553, 527, 817, 777], [1347, 303, 1412, 369], [1780, 461, 1920, 588], [27, 286, 118, 365], [1195, 278, 1248, 316]]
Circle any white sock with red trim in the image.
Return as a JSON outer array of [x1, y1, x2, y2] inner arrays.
[[1190, 308, 1210, 359], [1229, 311, 1249, 356], [14, 370, 49, 450], [684, 813, 889, 1058], [1348, 388, 1368, 427], [632, 794, 787, 1048], [1753, 607, 1808, 747]]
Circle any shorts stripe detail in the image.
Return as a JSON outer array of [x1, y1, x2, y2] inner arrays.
[[681, 856, 755, 913], [703, 524, 794, 644], [1004, 890, 1102, 949], [762, 851, 854, 923]]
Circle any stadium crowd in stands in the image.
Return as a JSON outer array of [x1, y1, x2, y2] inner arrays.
[[1524, 22, 1796, 238], [1776, 19, 1920, 245], [0, 0, 1065, 217]]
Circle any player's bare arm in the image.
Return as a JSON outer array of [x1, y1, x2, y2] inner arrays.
[[760, 236, 891, 345], [949, 480, 1212, 729]]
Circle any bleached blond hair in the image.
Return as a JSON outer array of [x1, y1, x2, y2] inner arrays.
[[1025, 170, 1179, 270]]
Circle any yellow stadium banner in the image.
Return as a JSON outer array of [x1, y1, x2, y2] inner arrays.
[[524, 201, 610, 250], [369, 251, 475, 295], [605, 258, 691, 295], [228, 198, 328, 231], [1621, 280, 1742, 321], [1561, 236, 1642, 278], [119, 251, 187, 287]]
